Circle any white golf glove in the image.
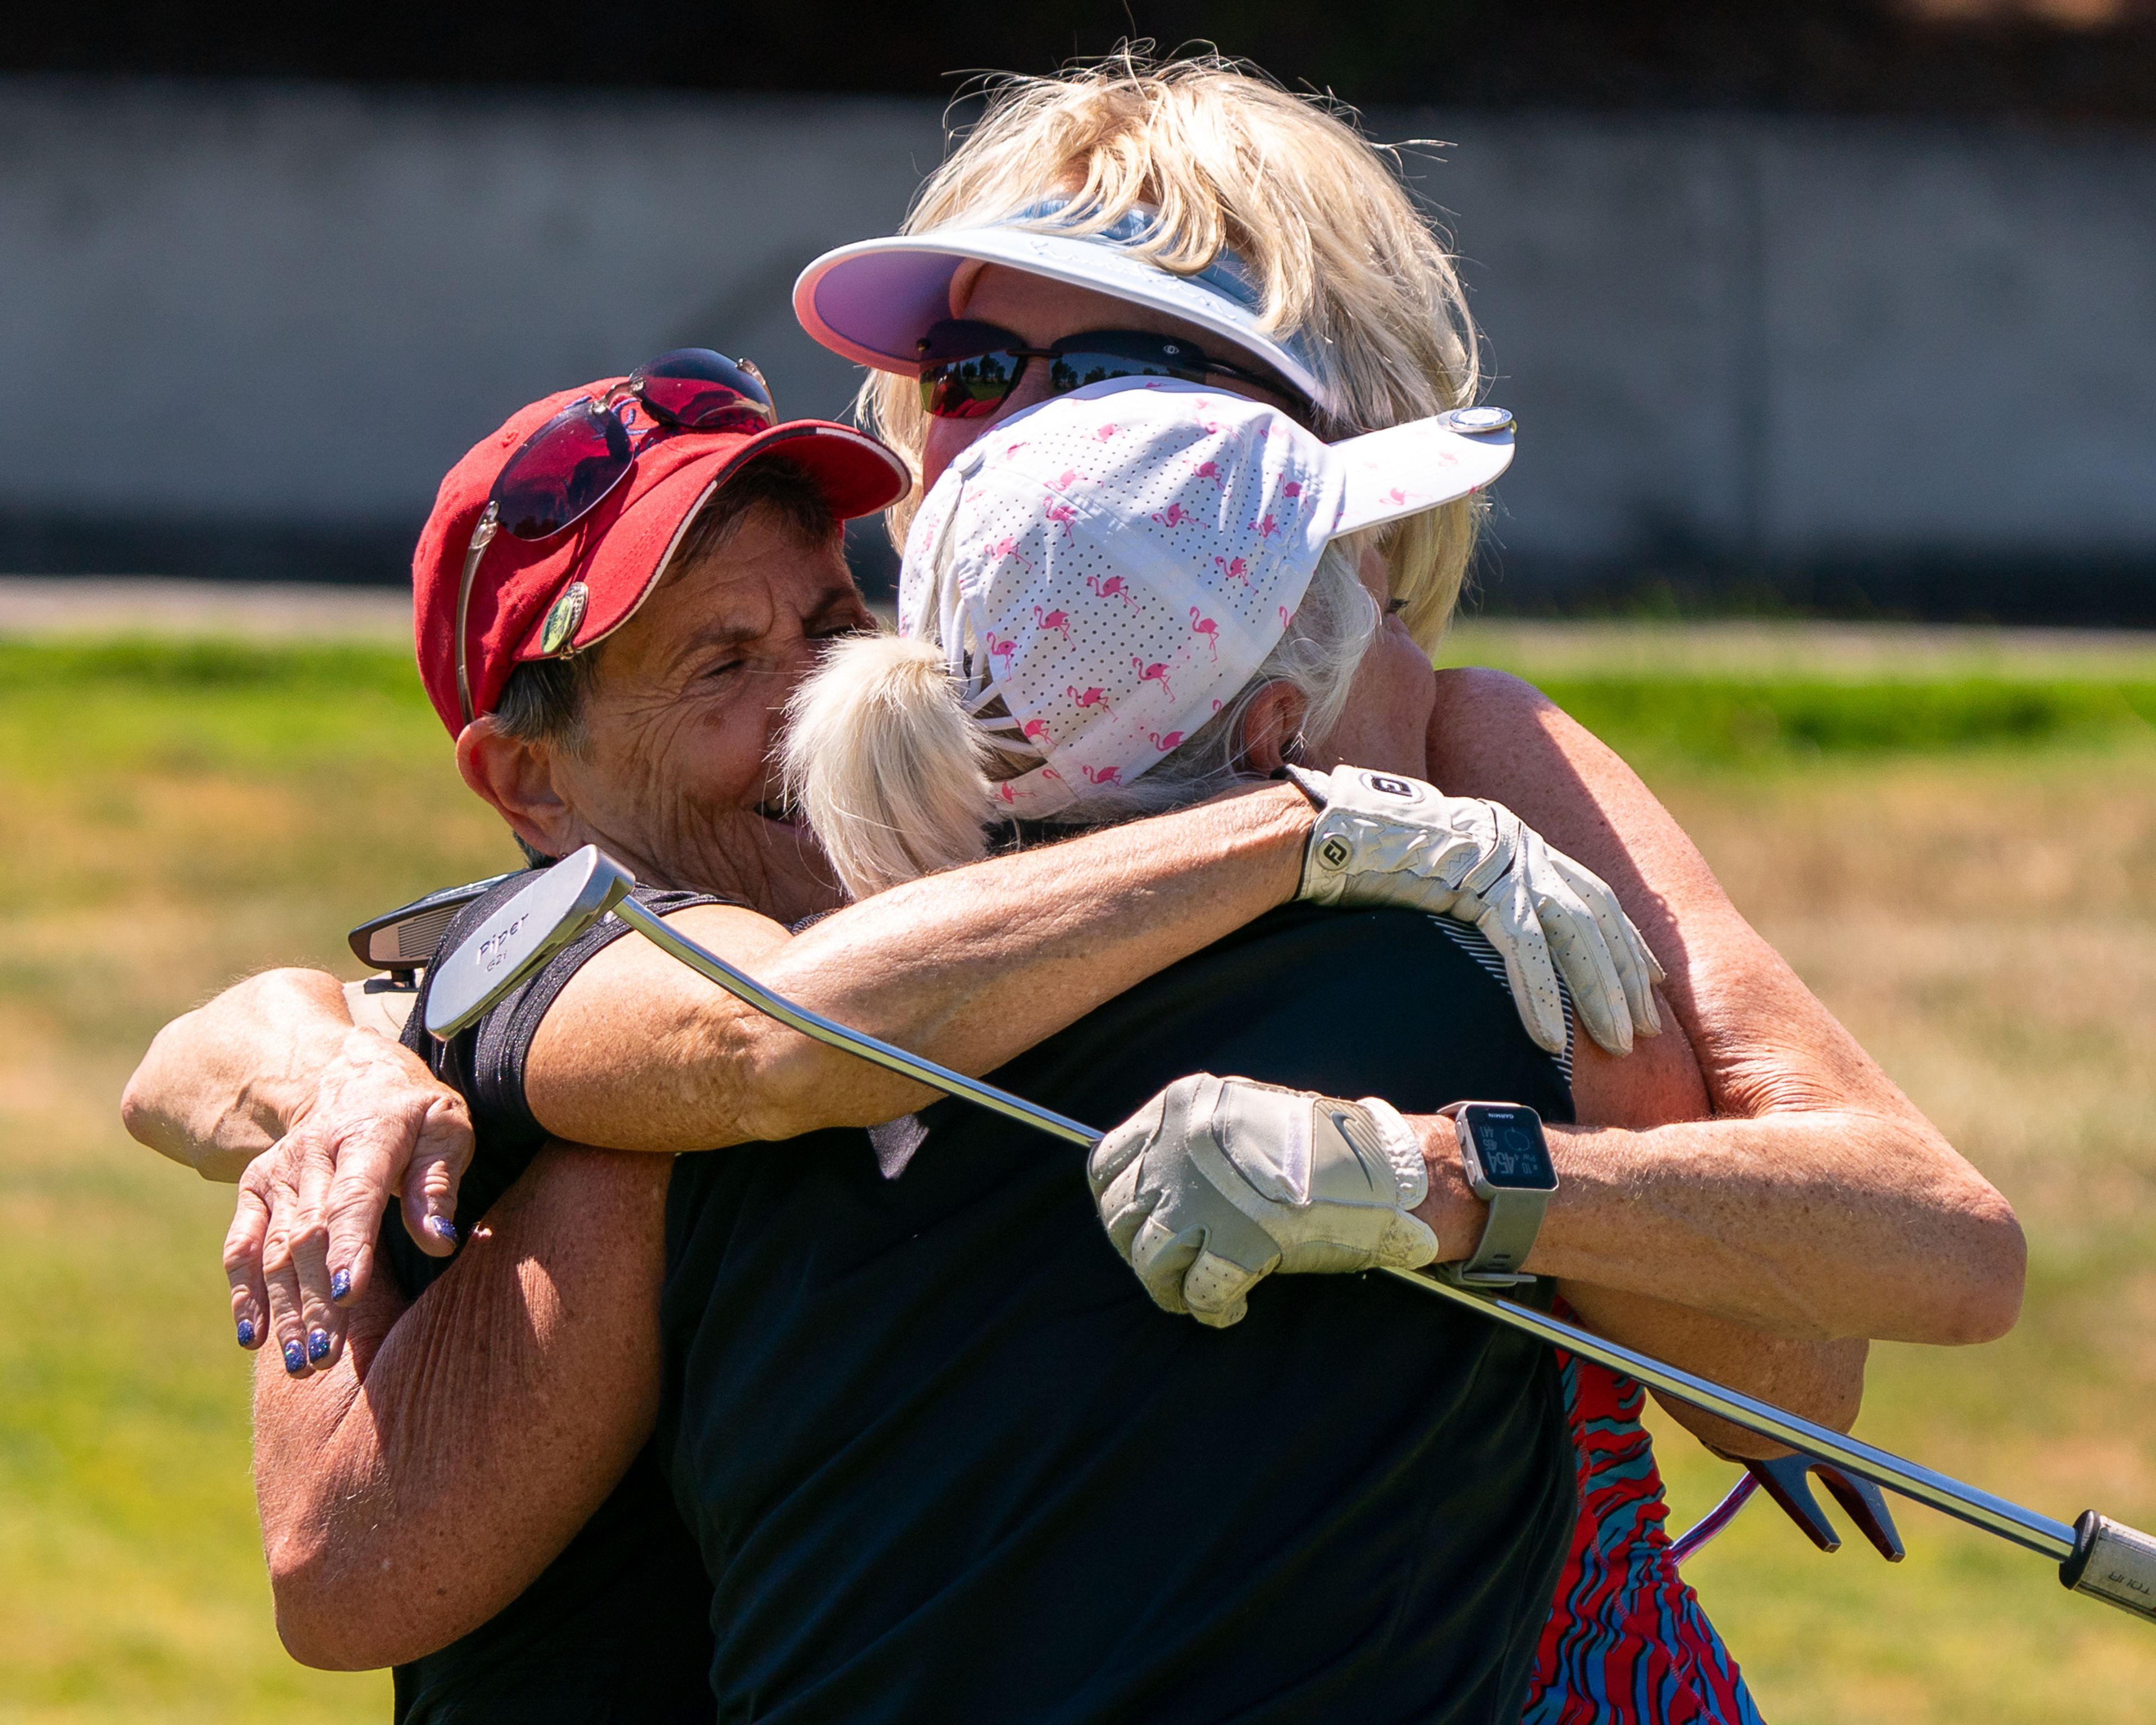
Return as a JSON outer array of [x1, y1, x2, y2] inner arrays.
[[1289, 764, 1664, 1057], [1089, 1072, 1440, 1330]]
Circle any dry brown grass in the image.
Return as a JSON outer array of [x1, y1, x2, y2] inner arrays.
[[1638, 751, 2156, 1722]]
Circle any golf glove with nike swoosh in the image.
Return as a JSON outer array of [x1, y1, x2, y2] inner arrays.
[[1089, 1072, 1440, 1329], [1288, 764, 1664, 1057]]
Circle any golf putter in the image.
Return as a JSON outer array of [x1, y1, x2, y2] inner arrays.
[[426, 845, 2156, 1630]]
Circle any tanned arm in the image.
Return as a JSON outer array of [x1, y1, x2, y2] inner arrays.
[[522, 782, 1311, 1147], [1421, 668, 2023, 1439], [124, 782, 1313, 1179], [122, 969, 359, 1182], [255, 1144, 666, 1671]]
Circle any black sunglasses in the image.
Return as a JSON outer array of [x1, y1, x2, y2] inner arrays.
[[917, 320, 1300, 421], [455, 348, 776, 724]]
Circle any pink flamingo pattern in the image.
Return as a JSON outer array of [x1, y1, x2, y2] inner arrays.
[[1095, 423, 1117, 440], [1250, 512, 1281, 539], [1079, 764, 1122, 786], [1022, 718, 1050, 743], [1213, 554, 1250, 583], [1086, 574, 1138, 609], [1067, 686, 1108, 710], [1132, 656, 1175, 702], [1149, 731, 1186, 752], [986, 535, 1034, 573], [984, 632, 1016, 670], [1032, 605, 1071, 642], [1045, 501, 1079, 536], [1150, 501, 1196, 530], [1189, 608, 1219, 660], [1191, 458, 1225, 490]]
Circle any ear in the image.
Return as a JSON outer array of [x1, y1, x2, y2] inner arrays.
[[455, 718, 582, 860], [1236, 681, 1312, 774]]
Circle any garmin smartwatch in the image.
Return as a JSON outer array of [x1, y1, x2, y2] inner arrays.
[[1445, 1102, 1559, 1287]]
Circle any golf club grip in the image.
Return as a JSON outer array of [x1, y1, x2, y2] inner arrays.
[[2062, 1513, 2156, 1623]]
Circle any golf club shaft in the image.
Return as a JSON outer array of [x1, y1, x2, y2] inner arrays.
[[1378, 1267, 2073, 1559], [610, 896, 2078, 1563]]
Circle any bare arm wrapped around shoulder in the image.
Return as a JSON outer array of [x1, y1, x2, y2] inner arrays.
[[522, 782, 1313, 1149], [1426, 668, 2023, 1347], [254, 1143, 666, 1671]]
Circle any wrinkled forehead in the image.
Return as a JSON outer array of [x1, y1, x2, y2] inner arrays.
[[599, 512, 863, 678]]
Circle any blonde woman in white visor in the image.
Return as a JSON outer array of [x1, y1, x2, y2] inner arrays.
[[794, 55, 2024, 1725]]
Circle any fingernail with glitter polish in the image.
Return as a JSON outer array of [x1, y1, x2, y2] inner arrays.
[[236, 1318, 256, 1348], [330, 1268, 352, 1303], [307, 1329, 331, 1364], [282, 1340, 306, 1375], [428, 1216, 459, 1243]]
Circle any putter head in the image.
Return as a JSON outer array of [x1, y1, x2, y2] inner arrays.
[[348, 871, 520, 982], [423, 846, 636, 1040]]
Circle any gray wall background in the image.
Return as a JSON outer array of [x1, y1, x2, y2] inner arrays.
[[3, 78, 2152, 615]]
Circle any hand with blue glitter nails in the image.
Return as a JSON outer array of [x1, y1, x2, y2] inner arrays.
[[225, 1030, 472, 1376]]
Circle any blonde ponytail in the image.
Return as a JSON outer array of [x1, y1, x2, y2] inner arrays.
[[782, 635, 995, 900]]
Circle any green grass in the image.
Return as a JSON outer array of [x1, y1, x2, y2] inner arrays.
[[0, 637, 512, 1723], [2, 628, 2152, 1721], [1538, 676, 2156, 765]]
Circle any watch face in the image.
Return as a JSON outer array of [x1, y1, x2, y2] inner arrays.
[[1462, 1105, 1557, 1191]]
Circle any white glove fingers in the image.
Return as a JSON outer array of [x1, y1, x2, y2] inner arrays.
[[1181, 1249, 1259, 1329], [1126, 1212, 1203, 1316], [1096, 1156, 1162, 1259], [1527, 846, 1634, 1057], [1551, 852, 1664, 1040], [1085, 1092, 1165, 1199], [1476, 883, 1570, 1056], [1455, 801, 1523, 899]]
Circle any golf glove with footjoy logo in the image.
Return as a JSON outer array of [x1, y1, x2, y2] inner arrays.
[[1089, 1072, 1439, 1329], [1287, 764, 1664, 1057]]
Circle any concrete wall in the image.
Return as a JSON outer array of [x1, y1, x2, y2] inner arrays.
[[2, 79, 2152, 614]]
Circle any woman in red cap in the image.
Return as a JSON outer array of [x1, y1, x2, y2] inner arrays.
[[127, 355, 1712, 1722]]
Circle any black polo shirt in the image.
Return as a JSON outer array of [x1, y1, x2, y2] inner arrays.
[[660, 903, 1579, 1725]]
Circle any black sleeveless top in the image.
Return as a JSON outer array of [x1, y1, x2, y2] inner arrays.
[[660, 903, 1579, 1725]]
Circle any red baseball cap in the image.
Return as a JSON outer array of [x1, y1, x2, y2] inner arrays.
[[413, 377, 912, 736]]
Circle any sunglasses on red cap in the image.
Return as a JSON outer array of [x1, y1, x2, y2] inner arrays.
[[454, 349, 777, 724]]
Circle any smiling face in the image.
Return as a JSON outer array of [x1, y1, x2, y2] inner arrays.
[[539, 508, 873, 923]]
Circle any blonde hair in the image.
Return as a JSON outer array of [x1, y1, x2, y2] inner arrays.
[[858, 50, 1483, 649], [784, 541, 1377, 900]]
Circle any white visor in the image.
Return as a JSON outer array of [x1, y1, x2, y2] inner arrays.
[[793, 204, 1336, 417]]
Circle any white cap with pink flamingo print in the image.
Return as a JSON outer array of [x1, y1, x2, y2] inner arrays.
[[897, 377, 1514, 816]]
